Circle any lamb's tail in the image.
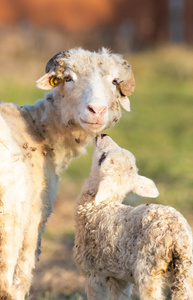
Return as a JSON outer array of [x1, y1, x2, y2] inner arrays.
[[171, 238, 193, 300]]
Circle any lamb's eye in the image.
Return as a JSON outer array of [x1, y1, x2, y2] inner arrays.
[[49, 76, 61, 87], [98, 152, 107, 166], [64, 75, 73, 82], [112, 78, 119, 85]]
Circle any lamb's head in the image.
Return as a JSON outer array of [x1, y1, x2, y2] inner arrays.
[[36, 48, 135, 134], [91, 134, 159, 205]]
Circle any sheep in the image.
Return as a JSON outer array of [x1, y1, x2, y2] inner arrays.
[[0, 48, 135, 299], [74, 134, 193, 300]]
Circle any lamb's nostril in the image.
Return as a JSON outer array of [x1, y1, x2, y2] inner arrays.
[[87, 105, 107, 116], [101, 134, 108, 139]]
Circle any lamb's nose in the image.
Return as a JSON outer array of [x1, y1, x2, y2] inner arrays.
[[101, 134, 108, 139], [87, 105, 107, 116]]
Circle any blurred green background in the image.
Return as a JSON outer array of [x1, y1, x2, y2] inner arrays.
[[0, 0, 193, 298]]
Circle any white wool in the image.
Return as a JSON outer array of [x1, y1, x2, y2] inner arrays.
[[0, 48, 135, 299], [74, 135, 193, 300]]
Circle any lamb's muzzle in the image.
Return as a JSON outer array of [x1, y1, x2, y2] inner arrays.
[[95, 134, 108, 144]]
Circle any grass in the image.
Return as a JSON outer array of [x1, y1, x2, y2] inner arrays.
[[1, 45, 193, 299]]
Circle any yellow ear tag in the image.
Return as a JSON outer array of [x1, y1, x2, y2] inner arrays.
[[50, 76, 60, 87]]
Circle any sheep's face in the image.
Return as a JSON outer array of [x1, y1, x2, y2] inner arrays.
[[91, 134, 159, 205], [36, 48, 135, 134]]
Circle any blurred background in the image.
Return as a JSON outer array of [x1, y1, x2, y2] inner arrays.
[[0, 0, 193, 299]]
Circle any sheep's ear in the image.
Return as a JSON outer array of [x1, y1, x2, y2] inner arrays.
[[95, 179, 116, 206], [132, 175, 159, 198], [36, 73, 61, 90], [119, 97, 131, 111], [120, 70, 135, 97]]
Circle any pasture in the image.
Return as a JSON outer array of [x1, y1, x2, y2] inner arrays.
[[0, 45, 193, 299]]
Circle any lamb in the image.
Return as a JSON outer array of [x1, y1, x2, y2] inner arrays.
[[74, 134, 193, 300], [0, 48, 135, 299]]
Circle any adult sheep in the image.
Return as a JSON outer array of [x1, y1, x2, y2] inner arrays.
[[0, 48, 135, 299]]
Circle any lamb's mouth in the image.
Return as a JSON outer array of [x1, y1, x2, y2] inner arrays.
[[80, 118, 106, 130], [95, 134, 108, 146]]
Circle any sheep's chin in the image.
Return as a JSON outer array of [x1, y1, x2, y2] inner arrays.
[[79, 118, 106, 133]]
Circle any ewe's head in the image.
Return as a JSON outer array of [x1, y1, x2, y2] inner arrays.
[[36, 48, 135, 134], [91, 134, 159, 205]]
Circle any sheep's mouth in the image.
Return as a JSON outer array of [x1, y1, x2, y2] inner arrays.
[[80, 118, 106, 130]]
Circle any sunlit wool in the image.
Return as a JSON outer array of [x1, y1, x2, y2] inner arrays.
[[0, 48, 134, 299], [74, 135, 193, 300]]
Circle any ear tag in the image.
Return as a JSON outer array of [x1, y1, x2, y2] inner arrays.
[[49, 76, 60, 87]]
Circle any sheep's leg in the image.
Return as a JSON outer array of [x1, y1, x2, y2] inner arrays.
[[13, 212, 42, 300], [86, 275, 110, 300], [0, 196, 28, 299]]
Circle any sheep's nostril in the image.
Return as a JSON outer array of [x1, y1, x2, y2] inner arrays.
[[87, 105, 96, 114], [87, 105, 107, 116]]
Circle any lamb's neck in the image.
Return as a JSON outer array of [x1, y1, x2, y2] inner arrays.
[[22, 93, 93, 173]]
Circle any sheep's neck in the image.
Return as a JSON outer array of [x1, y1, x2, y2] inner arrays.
[[22, 95, 93, 174]]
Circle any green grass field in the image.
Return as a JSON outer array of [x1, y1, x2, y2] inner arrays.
[[1, 45, 193, 299]]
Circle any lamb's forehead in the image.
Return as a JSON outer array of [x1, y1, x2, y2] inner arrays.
[[110, 148, 136, 164], [101, 149, 137, 175], [61, 48, 124, 76]]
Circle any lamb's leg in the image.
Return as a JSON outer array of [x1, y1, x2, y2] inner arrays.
[[137, 277, 164, 300], [135, 268, 164, 300], [108, 278, 132, 300], [171, 261, 193, 300], [86, 275, 110, 300]]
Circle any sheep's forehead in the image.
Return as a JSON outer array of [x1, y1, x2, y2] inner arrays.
[[61, 49, 122, 77]]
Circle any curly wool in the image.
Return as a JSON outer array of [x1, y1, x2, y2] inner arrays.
[[74, 135, 193, 300]]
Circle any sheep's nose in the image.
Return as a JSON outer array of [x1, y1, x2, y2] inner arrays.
[[87, 105, 107, 116]]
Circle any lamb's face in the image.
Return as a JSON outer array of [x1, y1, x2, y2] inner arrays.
[[36, 48, 135, 134], [91, 134, 159, 205], [92, 134, 137, 182]]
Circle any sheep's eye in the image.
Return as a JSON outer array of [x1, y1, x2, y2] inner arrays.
[[64, 75, 73, 82], [49, 76, 61, 87], [98, 152, 107, 166], [112, 78, 119, 85]]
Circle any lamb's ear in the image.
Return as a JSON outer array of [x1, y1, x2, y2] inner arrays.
[[95, 179, 117, 206], [132, 175, 159, 198], [119, 97, 131, 111], [36, 73, 61, 90]]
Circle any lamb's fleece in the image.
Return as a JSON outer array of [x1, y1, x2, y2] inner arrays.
[[0, 48, 135, 299], [74, 134, 193, 300]]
